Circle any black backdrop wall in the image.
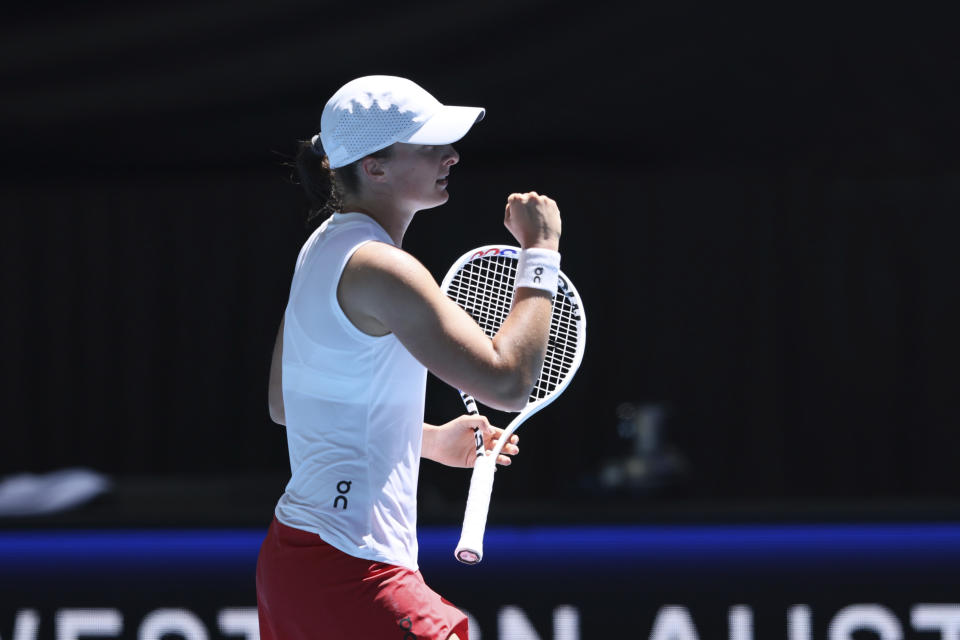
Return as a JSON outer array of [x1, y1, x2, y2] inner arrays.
[[1, 2, 958, 511]]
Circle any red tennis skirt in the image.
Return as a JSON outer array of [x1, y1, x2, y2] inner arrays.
[[256, 517, 469, 640]]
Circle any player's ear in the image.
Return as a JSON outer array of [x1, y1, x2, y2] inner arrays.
[[359, 156, 387, 182]]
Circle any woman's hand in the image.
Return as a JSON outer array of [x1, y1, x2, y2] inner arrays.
[[504, 191, 561, 251], [422, 415, 520, 468]]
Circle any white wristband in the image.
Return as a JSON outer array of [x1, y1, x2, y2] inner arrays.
[[514, 248, 561, 294]]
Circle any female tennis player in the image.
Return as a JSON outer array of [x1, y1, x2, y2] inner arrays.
[[256, 75, 562, 640]]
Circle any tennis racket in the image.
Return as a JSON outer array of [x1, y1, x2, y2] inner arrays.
[[440, 245, 586, 564]]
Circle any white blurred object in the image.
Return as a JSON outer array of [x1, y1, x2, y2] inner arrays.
[[0, 468, 111, 516], [598, 403, 689, 492]]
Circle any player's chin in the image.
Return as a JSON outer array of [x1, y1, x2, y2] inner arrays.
[[419, 191, 450, 211]]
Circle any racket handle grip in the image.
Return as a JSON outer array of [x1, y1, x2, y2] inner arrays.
[[454, 454, 496, 564]]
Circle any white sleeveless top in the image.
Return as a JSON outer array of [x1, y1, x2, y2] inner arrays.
[[275, 212, 427, 571]]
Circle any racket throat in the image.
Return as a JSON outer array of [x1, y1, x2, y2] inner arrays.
[[460, 393, 480, 415]]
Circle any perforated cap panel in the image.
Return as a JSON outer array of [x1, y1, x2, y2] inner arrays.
[[317, 76, 483, 169]]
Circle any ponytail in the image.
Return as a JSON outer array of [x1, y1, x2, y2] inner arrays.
[[294, 139, 341, 231], [291, 138, 395, 231]]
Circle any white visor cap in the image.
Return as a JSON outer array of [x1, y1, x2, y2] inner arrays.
[[316, 75, 485, 169]]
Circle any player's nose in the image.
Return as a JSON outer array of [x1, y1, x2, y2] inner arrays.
[[442, 145, 460, 167]]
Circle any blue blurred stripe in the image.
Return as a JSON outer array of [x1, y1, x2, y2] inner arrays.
[[3, 523, 960, 574]]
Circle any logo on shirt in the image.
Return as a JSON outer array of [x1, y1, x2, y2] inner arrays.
[[399, 616, 418, 639], [333, 480, 351, 510]]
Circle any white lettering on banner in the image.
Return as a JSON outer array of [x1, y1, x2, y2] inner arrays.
[[461, 610, 480, 640], [217, 608, 260, 640], [788, 605, 812, 640], [6, 602, 960, 639], [912, 604, 960, 640], [729, 605, 752, 640], [139, 609, 207, 640], [553, 606, 579, 640], [55, 609, 122, 640], [829, 605, 902, 640], [499, 607, 537, 639], [2, 609, 39, 640], [497, 606, 580, 640], [649, 606, 700, 640]]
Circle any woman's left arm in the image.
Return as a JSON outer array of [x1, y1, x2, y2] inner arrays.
[[268, 317, 286, 426], [422, 416, 519, 468]]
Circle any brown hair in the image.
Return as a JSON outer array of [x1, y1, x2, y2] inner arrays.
[[292, 140, 394, 230]]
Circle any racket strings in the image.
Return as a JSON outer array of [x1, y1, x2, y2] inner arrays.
[[448, 256, 515, 338], [445, 255, 582, 405], [533, 293, 579, 400]]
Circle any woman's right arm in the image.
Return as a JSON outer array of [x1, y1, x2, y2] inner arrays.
[[338, 192, 562, 412]]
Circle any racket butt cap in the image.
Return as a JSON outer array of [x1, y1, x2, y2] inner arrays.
[[456, 548, 482, 565]]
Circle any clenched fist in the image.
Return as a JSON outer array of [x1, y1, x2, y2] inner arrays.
[[504, 192, 561, 251]]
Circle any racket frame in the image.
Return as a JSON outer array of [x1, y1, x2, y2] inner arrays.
[[439, 244, 586, 564]]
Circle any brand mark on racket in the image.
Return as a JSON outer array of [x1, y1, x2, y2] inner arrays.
[[470, 247, 518, 260], [558, 276, 582, 320]]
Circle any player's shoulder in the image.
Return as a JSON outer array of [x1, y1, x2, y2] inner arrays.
[[351, 241, 422, 272], [346, 241, 433, 289]]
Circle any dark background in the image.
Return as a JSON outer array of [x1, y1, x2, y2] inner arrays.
[[1, 1, 958, 525]]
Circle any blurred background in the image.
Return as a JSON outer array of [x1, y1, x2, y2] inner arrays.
[[2, 2, 959, 638]]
